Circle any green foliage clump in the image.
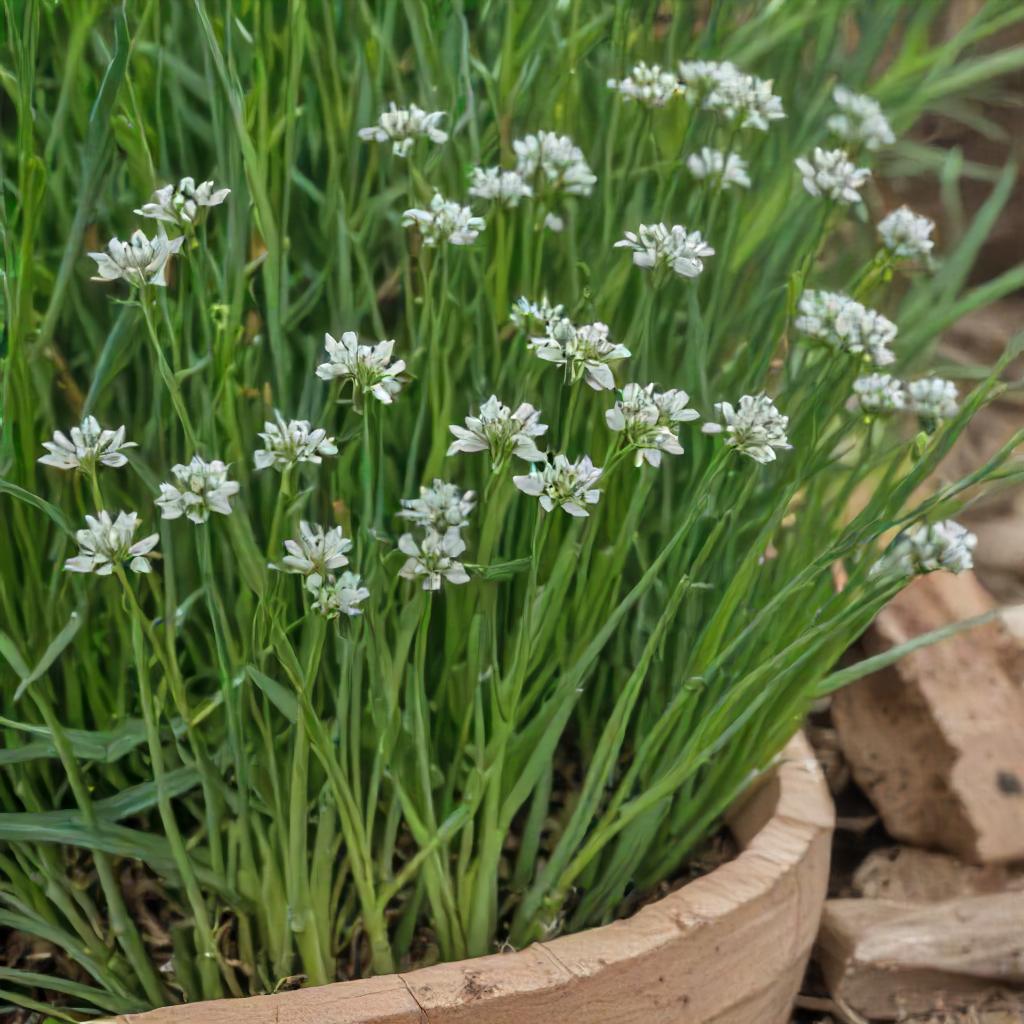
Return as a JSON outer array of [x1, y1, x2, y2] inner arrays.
[[1, 0, 1022, 1013]]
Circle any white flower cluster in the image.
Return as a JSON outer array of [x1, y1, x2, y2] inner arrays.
[[607, 62, 681, 107], [403, 192, 485, 247], [908, 378, 959, 425], [135, 177, 230, 227], [396, 479, 476, 591], [828, 86, 894, 151], [65, 511, 159, 576], [510, 296, 565, 332], [878, 206, 935, 260], [615, 223, 715, 279], [514, 454, 603, 517], [311, 573, 371, 618], [710, 394, 791, 464], [605, 383, 700, 467], [795, 147, 870, 205], [89, 228, 184, 288], [399, 479, 477, 533], [275, 521, 352, 589], [398, 528, 471, 591], [254, 413, 338, 472], [678, 60, 785, 131], [677, 59, 734, 92], [39, 416, 136, 473], [316, 332, 405, 404], [851, 375, 959, 426], [530, 319, 630, 391], [468, 167, 533, 208], [447, 395, 548, 468], [358, 102, 448, 157], [871, 520, 976, 578], [156, 456, 240, 524], [795, 291, 897, 366], [687, 147, 751, 190], [852, 373, 907, 415], [513, 131, 597, 197], [274, 521, 367, 617]]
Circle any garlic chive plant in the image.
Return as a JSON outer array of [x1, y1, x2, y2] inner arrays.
[[3, 1, 1023, 1014]]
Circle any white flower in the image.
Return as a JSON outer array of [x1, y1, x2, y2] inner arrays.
[[513, 453, 603, 517], [686, 147, 751, 189], [852, 374, 907, 415], [39, 416, 136, 472], [310, 571, 370, 618], [511, 296, 565, 331], [871, 520, 976, 578], [605, 383, 700, 467], [402, 192, 485, 247], [398, 529, 470, 590], [254, 412, 338, 471], [447, 395, 548, 466], [685, 62, 784, 131], [513, 132, 596, 197], [155, 456, 239, 524], [827, 86, 895, 151], [653, 388, 703, 427], [399, 480, 476, 532], [273, 521, 352, 590], [64, 511, 159, 576], [795, 148, 870, 204], [357, 102, 448, 157], [543, 212, 565, 233], [607, 62, 682, 108], [88, 228, 184, 287], [845, 307, 898, 367], [615, 223, 715, 278], [530, 319, 630, 392], [908, 378, 959, 424], [468, 167, 533, 207], [795, 291, 897, 366], [678, 60, 738, 93], [878, 206, 935, 260], [315, 332, 405, 404], [135, 177, 230, 226], [714, 394, 791, 463]]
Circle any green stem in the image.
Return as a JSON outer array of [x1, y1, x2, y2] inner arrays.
[[138, 290, 199, 452], [266, 464, 294, 561], [118, 570, 225, 998], [286, 617, 330, 984]]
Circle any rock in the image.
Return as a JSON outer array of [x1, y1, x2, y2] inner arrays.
[[832, 571, 1024, 864], [816, 893, 1024, 1020], [805, 724, 851, 796], [1003, 603, 1024, 642], [852, 846, 1024, 902]]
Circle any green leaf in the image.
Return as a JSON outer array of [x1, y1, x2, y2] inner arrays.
[[465, 557, 531, 580], [0, 715, 185, 765], [247, 665, 298, 723], [13, 609, 84, 701], [0, 479, 74, 537], [815, 608, 999, 696], [0, 967, 144, 1015]]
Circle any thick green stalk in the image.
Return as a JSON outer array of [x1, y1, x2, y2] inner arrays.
[[119, 572, 225, 998]]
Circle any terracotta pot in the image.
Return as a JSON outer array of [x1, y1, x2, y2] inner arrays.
[[108, 733, 833, 1024]]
